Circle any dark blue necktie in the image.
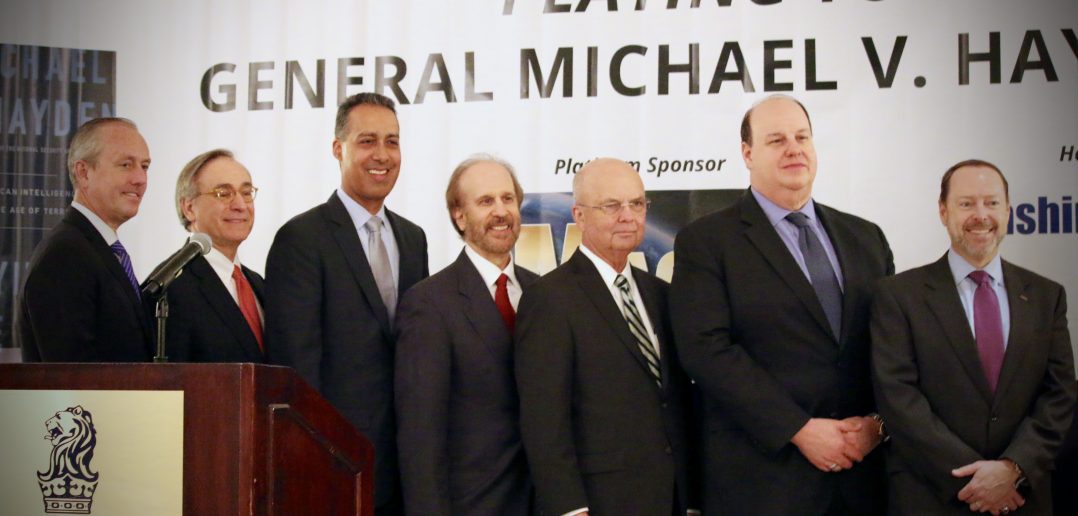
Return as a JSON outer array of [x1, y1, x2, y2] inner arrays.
[[785, 212, 843, 339], [110, 240, 141, 300]]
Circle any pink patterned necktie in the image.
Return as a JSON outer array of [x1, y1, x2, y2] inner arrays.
[[969, 270, 1005, 393]]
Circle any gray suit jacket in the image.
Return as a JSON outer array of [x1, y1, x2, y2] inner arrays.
[[871, 255, 1076, 515], [395, 249, 538, 515]]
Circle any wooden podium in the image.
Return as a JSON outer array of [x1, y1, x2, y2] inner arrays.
[[0, 363, 374, 516]]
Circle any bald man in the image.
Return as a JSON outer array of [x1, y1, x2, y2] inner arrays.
[[515, 158, 697, 515]]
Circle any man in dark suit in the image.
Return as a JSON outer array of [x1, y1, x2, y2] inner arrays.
[[395, 155, 537, 515], [154, 149, 265, 363], [516, 158, 697, 515], [670, 95, 893, 515], [265, 92, 428, 516], [871, 159, 1075, 515], [16, 117, 153, 362]]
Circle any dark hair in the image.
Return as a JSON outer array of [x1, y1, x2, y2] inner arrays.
[[739, 94, 812, 146], [445, 154, 524, 237], [939, 159, 1009, 203], [334, 92, 397, 140]]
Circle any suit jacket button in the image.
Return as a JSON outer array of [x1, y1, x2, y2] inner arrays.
[[665, 446, 672, 455], [829, 412, 839, 418], [990, 416, 999, 422], [661, 402, 668, 409]]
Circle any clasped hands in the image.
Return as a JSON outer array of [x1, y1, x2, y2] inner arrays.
[[791, 416, 882, 473], [952, 460, 1024, 515]]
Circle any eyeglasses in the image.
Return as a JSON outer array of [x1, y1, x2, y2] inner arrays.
[[578, 199, 651, 216], [198, 186, 258, 203]]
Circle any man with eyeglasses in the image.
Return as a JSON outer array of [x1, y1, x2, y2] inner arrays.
[[151, 148, 266, 363], [670, 94, 894, 515], [16, 117, 154, 362], [515, 158, 698, 515]]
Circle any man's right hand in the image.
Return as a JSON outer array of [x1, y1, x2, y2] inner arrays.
[[791, 418, 862, 472]]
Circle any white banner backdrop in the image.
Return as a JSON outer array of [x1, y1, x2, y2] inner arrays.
[[1, 0, 1075, 358]]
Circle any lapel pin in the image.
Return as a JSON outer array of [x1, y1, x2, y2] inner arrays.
[[1019, 294, 1029, 302]]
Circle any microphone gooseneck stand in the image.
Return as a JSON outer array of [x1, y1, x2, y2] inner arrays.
[[153, 294, 169, 363]]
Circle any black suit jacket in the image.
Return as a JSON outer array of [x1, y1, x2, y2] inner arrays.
[[16, 207, 152, 362], [264, 193, 428, 512], [157, 254, 266, 363], [515, 250, 696, 516], [395, 249, 538, 516], [871, 255, 1076, 515], [670, 189, 894, 515]]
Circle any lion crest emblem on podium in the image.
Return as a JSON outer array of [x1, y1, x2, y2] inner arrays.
[[38, 406, 100, 514]]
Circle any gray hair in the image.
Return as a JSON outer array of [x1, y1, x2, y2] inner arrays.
[[67, 117, 138, 186], [174, 148, 235, 230]]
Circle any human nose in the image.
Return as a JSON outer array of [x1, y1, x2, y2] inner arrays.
[[372, 142, 390, 162]]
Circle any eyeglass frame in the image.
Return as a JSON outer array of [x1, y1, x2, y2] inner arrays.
[[576, 198, 652, 216], [197, 185, 259, 203]]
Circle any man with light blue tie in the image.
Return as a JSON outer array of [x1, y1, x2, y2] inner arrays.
[[871, 159, 1076, 515], [16, 117, 154, 362]]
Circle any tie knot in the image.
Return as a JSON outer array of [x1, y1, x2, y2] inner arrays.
[[969, 270, 993, 287], [110, 240, 128, 256], [365, 216, 384, 233], [496, 273, 509, 288], [785, 211, 811, 228], [614, 274, 629, 292], [232, 265, 244, 280]]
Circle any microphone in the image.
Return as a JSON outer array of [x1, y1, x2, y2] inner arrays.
[[141, 233, 212, 299]]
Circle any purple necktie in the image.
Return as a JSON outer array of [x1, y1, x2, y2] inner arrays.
[[969, 270, 1004, 392], [110, 240, 141, 300]]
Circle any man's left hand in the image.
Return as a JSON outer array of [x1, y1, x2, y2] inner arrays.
[[953, 460, 1024, 514], [840, 416, 881, 460]]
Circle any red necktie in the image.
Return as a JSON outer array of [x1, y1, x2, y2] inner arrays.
[[233, 265, 264, 352], [494, 273, 515, 332]]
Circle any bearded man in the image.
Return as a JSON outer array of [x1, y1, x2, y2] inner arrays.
[[394, 155, 537, 515]]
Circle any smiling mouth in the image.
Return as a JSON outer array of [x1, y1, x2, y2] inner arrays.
[[368, 169, 388, 176]]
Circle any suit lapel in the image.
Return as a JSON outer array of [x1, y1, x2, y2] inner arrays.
[[387, 208, 426, 293], [190, 257, 263, 361], [66, 208, 154, 349], [569, 252, 658, 385], [738, 192, 836, 341], [454, 251, 514, 363], [922, 255, 995, 402], [815, 204, 858, 346], [993, 261, 1035, 406], [324, 195, 393, 337]]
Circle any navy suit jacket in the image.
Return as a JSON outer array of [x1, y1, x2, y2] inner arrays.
[[872, 256, 1076, 515], [16, 207, 152, 362], [670, 190, 894, 514], [395, 249, 538, 515], [157, 254, 266, 363], [264, 192, 428, 512]]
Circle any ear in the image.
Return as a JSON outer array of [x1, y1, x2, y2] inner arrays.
[[181, 197, 198, 229], [452, 207, 466, 232], [73, 160, 91, 186], [938, 201, 947, 226], [571, 205, 584, 226], [332, 138, 343, 162], [741, 141, 752, 167]]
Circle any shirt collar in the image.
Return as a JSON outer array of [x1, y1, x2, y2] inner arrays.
[[578, 243, 632, 287], [71, 201, 119, 244], [336, 188, 388, 230], [203, 245, 241, 277], [751, 187, 817, 228], [463, 244, 518, 288], [947, 249, 1004, 287]]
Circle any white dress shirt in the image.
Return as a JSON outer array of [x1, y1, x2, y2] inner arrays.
[[462, 244, 522, 309], [336, 188, 400, 290]]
